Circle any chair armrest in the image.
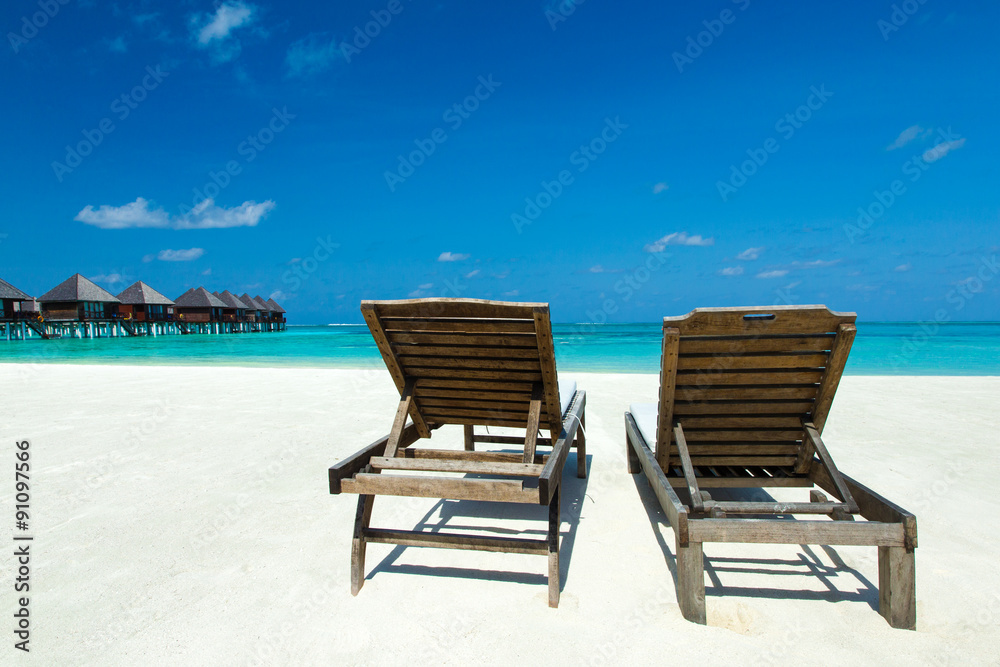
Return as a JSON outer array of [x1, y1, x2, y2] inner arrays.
[[538, 391, 585, 504], [329, 422, 421, 494]]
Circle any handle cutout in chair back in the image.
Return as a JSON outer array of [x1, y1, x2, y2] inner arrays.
[[743, 313, 776, 321]]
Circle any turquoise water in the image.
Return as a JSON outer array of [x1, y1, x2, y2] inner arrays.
[[1, 323, 998, 375]]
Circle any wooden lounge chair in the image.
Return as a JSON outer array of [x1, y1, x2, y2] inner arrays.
[[329, 298, 587, 607], [624, 305, 917, 629]]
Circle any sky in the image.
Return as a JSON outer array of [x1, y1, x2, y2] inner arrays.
[[1, 0, 998, 324]]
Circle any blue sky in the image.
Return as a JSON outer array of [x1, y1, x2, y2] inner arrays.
[[1, 0, 997, 323]]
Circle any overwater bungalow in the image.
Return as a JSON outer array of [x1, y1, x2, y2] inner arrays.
[[174, 287, 227, 334], [215, 290, 252, 333], [0, 278, 38, 340], [38, 274, 124, 339], [265, 298, 287, 331], [116, 281, 178, 336], [240, 293, 265, 331]]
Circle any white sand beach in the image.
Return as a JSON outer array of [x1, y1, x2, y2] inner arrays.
[[2, 363, 999, 665]]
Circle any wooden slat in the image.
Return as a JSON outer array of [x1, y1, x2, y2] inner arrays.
[[361, 303, 432, 438], [407, 368, 543, 381], [688, 518, 905, 547], [422, 407, 533, 421], [673, 424, 703, 510], [393, 346, 540, 358], [470, 435, 552, 447], [364, 529, 548, 555], [523, 383, 543, 463], [803, 423, 859, 512], [415, 388, 532, 402], [676, 354, 829, 370], [670, 476, 813, 489], [397, 448, 547, 464], [342, 473, 538, 504], [706, 501, 851, 515], [372, 299, 541, 319], [674, 401, 814, 415], [689, 456, 797, 467], [328, 422, 422, 494], [533, 307, 564, 436], [382, 320, 535, 333], [675, 370, 824, 385], [810, 323, 857, 433], [417, 398, 531, 412], [383, 378, 416, 458], [681, 430, 804, 442], [400, 357, 541, 371], [678, 415, 805, 429], [663, 305, 856, 336], [678, 335, 835, 354], [657, 327, 680, 469], [416, 378, 535, 392], [676, 386, 818, 401], [370, 456, 544, 477], [422, 415, 535, 428], [387, 332, 538, 347], [680, 444, 800, 455]]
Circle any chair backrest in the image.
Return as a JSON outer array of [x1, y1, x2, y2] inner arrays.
[[361, 299, 564, 436], [655, 305, 857, 470]]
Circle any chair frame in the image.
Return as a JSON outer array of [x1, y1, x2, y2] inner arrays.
[[624, 305, 917, 629], [329, 299, 586, 607]]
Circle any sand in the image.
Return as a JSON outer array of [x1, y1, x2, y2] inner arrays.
[[1, 363, 998, 665]]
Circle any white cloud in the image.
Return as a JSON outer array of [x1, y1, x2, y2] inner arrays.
[[285, 33, 343, 78], [756, 270, 789, 279], [923, 138, 966, 163], [502, 290, 520, 297], [157, 248, 205, 262], [438, 252, 470, 262], [895, 263, 912, 272], [643, 232, 714, 253], [196, 1, 254, 45], [652, 182, 669, 194], [76, 197, 170, 229], [718, 266, 744, 276], [793, 259, 840, 269], [887, 125, 924, 151], [736, 246, 764, 261], [418, 283, 434, 290], [464, 269, 481, 278], [269, 290, 289, 301], [408, 289, 427, 298], [76, 197, 274, 230], [202, 268, 212, 276], [90, 273, 126, 285]]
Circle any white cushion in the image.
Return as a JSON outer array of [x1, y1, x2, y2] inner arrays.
[[629, 403, 658, 447], [559, 379, 577, 417]]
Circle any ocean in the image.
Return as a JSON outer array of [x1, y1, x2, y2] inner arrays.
[[1, 322, 998, 374]]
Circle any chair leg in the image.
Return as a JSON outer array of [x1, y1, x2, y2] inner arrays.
[[676, 539, 706, 624], [548, 489, 561, 608], [575, 413, 587, 478], [879, 546, 916, 630], [464, 424, 475, 452], [625, 420, 641, 474], [351, 494, 375, 596]]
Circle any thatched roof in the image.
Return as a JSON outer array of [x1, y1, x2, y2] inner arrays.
[[217, 290, 248, 310], [265, 298, 286, 314], [174, 287, 227, 308], [248, 295, 271, 311], [39, 274, 121, 303], [240, 294, 264, 312], [0, 278, 32, 301], [116, 281, 174, 306]]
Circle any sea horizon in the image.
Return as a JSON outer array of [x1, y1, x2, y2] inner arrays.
[[3, 321, 998, 375]]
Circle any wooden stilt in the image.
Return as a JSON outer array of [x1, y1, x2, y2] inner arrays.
[[464, 425, 475, 451], [547, 488, 561, 608], [879, 546, 916, 630], [351, 494, 375, 596], [676, 539, 706, 624]]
